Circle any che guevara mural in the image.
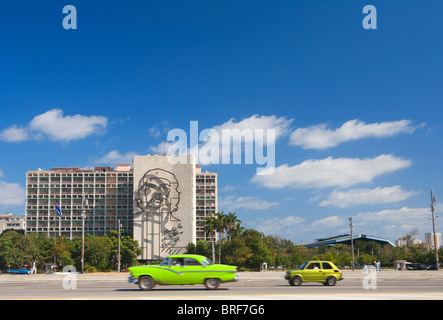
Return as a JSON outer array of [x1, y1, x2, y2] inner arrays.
[[133, 155, 196, 260]]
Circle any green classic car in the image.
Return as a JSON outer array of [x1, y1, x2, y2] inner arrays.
[[285, 260, 344, 286], [128, 254, 238, 290]]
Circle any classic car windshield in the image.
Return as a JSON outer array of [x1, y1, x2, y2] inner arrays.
[[201, 258, 213, 267]]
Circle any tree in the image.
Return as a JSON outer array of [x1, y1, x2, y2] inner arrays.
[[290, 245, 311, 267], [225, 212, 241, 241], [85, 235, 112, 271], [222, 237, 252, 266], [185, 240, 212, 258], [185, 242, 196, 254], [0, 231, 37, 269], [51, 237, 73, 267], [358, 253, 374, 266], [204, 215, 217, 262], [243, 229, 274, 269], [105, 230, 142, 270]]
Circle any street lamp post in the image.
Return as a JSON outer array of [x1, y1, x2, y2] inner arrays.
[[349, 217, 355, 271], [430, 190, 439, 270], [81, 198, 88, 274]]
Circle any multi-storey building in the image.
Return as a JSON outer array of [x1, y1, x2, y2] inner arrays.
[[195, 166, 218, 240], [25, 164, 133, 239], [25, 157, 218, 258]]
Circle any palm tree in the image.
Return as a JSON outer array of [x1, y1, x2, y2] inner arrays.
[[215, 212, 228, 242], [231, 220, 245, 239], [225, 212, 241, 241], [214, 212, 228, 263]]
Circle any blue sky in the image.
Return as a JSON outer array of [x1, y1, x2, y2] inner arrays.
[[0, 1, 442, 244]]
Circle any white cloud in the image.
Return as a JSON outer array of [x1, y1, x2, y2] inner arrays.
[[219, 195, 280, 211], [248, 215, 305, 235], [149, 141, 176, 154], [210, 114, 293, 142], [0, 125, 31, 142], [289, 119, 418, 149], [0, 181, 25, 206], [251, 154, 412, 189], [30, 109, 108, 141], [353, 206, 436, 240], [151, 114, 293, 167], [149, 125, 161, 138], [94, 150, 137, 166], [0, 109, 108, 142], [319, 186, 418, 208], [310, 216, 346, 229], [220, 184, 239, 192]]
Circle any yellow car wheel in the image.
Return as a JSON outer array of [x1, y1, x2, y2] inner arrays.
[[289, 275, 302, 286], [325, 276, 337, 286]]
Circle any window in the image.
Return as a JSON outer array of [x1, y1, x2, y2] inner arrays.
[[171, 258, 184, 266], [160, 258, 171, 266], [322, 262, 333, 269], [201, 258, 213, 267], [306, 263, 320, 270], [184, 258, 202, 266]]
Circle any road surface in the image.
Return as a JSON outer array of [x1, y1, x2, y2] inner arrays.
[[1, 270, 443, 300]]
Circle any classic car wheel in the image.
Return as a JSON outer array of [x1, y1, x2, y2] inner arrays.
[[290, 276, 302, 286], [139, 276, 155, 291], [325, 276, 337, 286], [204, 278, 220, 290]]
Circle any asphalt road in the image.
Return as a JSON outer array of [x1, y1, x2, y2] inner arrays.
[[1, 271, 443, 300]]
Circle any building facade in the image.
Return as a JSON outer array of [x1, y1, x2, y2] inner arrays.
[[195, 166, 218, 240], [0, 213, 26, 234], [25, 165, 133, 239], [396, 238, 422, 247], [425, 232, 442, 249]]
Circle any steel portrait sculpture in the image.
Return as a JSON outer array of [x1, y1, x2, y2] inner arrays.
[[134, 168, 183, 255]]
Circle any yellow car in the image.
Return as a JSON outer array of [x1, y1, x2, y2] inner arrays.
[[285, 261, 343, 286]]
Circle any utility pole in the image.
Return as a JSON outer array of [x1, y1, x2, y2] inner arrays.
[[431, 190, 439, 270], [349, 217, 355, 271]]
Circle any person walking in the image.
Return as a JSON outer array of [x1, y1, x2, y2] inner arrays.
[[30, 260, 37, 275]]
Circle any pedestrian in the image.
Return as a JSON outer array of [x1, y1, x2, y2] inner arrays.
[[376, 261, 381, 272], [30, 260, 37, 275]]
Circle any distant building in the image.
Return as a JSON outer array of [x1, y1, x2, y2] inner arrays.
[[0, 213, 25, 234], [396, 238, 422, 247], [303, 234, 395, 248], [425, 232, 442, 249]]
